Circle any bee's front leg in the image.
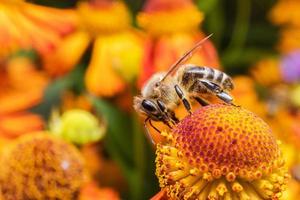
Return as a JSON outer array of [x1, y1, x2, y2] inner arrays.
[[174, 85, 192, 114], [156, 100, 179, 126]]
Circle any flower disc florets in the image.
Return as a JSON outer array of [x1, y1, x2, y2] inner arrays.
[[0, 133, 86, 199], [156, 104, 289, 199]]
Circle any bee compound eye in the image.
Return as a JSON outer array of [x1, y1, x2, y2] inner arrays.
[[142, 100, 157, 112]]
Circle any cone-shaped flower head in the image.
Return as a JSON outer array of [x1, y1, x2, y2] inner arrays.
[[156, 104, 289, 199], [0, 133, 87, 199]]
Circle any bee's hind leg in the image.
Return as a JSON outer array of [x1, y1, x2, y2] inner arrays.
[[216, 91, 239, 107], [193, 96, 210, 106], [174, 85, 192, 114]]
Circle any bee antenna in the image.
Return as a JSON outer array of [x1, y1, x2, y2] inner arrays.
[[160, 33, 213, 82]]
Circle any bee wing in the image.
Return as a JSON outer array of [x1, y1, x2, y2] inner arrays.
[[160, 33, 213, 82]]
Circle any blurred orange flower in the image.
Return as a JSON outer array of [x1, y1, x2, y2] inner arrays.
[[137, 0, 220, 87], [61, 91, 92, 112], [0, 56, 48, 138], [43, 0, 146, 97], [231, 76, 265, 116], [269, 0, 300, 27], [269, 0, 300, 53], [0, 133, 87, 199], [81, 143, 127, 193], [0, 0, 78, 59], [251, 58, 282, 87], [79, 182, 120, 200], [277, 28, 300, 53]]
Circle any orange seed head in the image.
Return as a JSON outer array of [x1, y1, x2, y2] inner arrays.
[[156, 104, 289, 199], [0, 133, 87, 199]]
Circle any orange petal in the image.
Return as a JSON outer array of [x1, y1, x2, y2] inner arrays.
[[150, 189, 169, 200], [43, 31, 91, 76], [79, 182, 120, 200], [21, 3, 78, 35], [153, 33, 220, 72], [0, 112, 44, 138], [85, 36, 125, 97], [138, 33, 220, 87], [143, 0, 195, 12], [0, 89, 44, 115]]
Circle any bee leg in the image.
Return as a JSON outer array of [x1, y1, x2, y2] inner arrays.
[[144, 117, 159, 146], [215, 91, 238, 106], [157, 100, 178, 125], [193, 96, 210, 106], [174, 85, 192, 114], [201, 81, 237, 106], [169, 111, 180, 124]]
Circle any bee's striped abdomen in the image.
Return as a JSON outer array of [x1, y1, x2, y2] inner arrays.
[[179, 65, 234, 91], [180, 65, 206, 86]]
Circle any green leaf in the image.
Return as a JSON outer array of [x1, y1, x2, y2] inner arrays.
[[196, 0, 219, 13], [91, 97, 158, 199], [30, 65, 85, 119], [91, 97, 137, 198]]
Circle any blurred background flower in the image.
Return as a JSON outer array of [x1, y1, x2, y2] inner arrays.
[[0, 55, 48, 139], [0, 0, 300, 199], [137, 0, 220, 87], [0, 0, 77, 60]]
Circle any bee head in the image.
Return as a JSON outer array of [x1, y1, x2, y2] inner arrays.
[[133, 96, 163, 121], [141, 72, 166, 98]]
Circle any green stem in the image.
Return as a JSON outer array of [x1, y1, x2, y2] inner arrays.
[[130, 114, 146, 200], [222, 0, 251, 67]]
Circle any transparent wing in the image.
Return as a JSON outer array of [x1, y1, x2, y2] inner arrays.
[[160, 33, 213, 82]]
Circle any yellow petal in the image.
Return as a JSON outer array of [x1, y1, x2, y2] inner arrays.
[[85, 36, 125, 97]]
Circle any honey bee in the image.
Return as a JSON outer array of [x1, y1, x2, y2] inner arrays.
[[134, 34, 235, 138]]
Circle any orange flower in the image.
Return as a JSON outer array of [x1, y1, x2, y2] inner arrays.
[[0, 0, 77, 59], [81, 144, 127, 193], [0, 133, 87, 199], [269, 0, 300, 27], [43, 0, 146, 97], [231, 76, 265, 116], [0, 56, 48, 138], [251, 58, 282, 87], [138, 0, 203, 35], [42, 31, 91, 76], [269, 0, 300, 53], [61, 91, 93, 112], [277, 28, 300, 53], [0, 112, 44, 139], [155, 104, 289, 199], [79, 182, 120, 200], [137, 0, 220, 87], [80, 0, 145, 96]]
